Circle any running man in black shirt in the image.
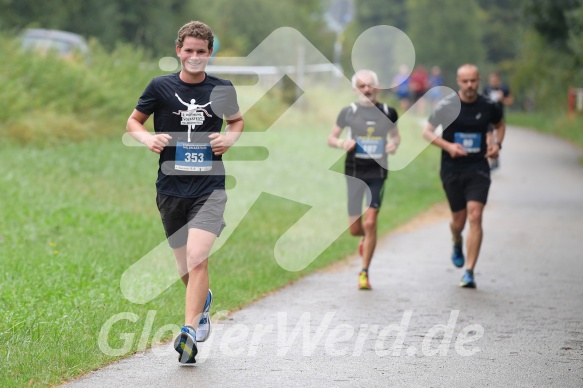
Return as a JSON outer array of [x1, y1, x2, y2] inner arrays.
[[422, 64, 505, 288], [328, 70, 401, 290], [126, 21, 243, 363]]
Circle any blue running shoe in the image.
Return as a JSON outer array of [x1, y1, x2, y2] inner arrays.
[[459, 270, 476, 288], [452, 240, 465, 268], [196, 289, 213, 342], [174, 325, 198, 363]]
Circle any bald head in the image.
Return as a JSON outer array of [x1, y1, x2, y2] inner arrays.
[[457, 64, 479, 79], [456, 64, 480, 102]]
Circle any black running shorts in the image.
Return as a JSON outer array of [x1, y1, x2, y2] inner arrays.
[[347, 177, 386, 217], [440, 168, 491, 212], [156, 190, 227, 248]]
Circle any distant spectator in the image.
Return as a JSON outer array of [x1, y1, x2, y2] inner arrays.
[[410, 65, 429, 114], [392, 64, 411, 111], [483, 72, 513, 118], [427, 66, 445, 108]]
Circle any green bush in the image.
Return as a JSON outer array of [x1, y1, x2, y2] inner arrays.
[[0, 34, 157, 147]]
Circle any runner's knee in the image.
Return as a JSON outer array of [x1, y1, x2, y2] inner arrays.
[[186, 253, 209, 272], [363, 217, 377, 233], [468, 208, 483, 225]]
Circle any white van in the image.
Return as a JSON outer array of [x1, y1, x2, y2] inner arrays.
[[21, 28, 90, 62]]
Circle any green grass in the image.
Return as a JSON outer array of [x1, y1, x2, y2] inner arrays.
[[507, 111, 583, 150], [0, 116, 444, 388], [0, 33, 445, 386]]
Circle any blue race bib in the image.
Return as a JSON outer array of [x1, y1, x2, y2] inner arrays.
[[454, 133, 482, 154], [355, 137, 384, 159], [175, 142, 212, 171]]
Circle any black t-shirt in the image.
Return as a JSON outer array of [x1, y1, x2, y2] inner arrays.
[[428, 93, 502, 173], [136, 72, 240, 198], [336, 102, 398, 180]]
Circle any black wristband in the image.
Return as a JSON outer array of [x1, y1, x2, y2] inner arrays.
[[496, 142, 502, 150]]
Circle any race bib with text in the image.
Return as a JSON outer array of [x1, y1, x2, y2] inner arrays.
[[175, 142, 212, 171], [355, 137, 384, 159], [454, 132, 482, 154]]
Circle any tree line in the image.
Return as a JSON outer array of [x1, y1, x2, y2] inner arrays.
[[1, 0, 581, 111]]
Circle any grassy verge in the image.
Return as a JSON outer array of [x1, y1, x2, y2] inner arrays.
[[507, 111, 583, 150]]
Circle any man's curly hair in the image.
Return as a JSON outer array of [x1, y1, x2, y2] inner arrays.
[[176, 21, 214, 49]]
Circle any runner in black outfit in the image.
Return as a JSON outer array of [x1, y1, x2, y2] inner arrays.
[[328, 70, 400, 290], [483, 72, 513, 170], [422, 64, 505, 288], [126, 21, 243, 363]]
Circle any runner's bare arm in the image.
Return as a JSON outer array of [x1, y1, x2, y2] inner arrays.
[[209, 111, 244, 155], [386, 126, 401, 155], [492, 119, 505, 145], [422, 121, 467, 158], [126, 109, 172, 154], [328, 124, 355, 151], [486, 131, 494, 147], [503, 94, 514, 107], [486, 119, 505, 158]]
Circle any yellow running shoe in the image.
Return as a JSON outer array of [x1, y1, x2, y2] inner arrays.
[[358, 271, 371, 290]]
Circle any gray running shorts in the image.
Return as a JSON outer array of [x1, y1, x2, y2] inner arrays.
[[156, 190, 227, 248]]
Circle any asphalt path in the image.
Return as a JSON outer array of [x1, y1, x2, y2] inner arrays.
[[65, 126, 583, 387]]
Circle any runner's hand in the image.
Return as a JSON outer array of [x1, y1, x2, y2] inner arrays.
[[342, 139, 356, 152], [209, 133, 233, 155], [448, 143, 468, 158], [486, 143, 501, 159], [386, 143, 398, 155], [144, 133, 172, 154]]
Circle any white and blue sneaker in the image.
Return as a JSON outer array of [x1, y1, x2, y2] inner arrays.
[[459, 270, 476, 289], [196, 289, 213, 342], [174, 325, 198, 364]]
